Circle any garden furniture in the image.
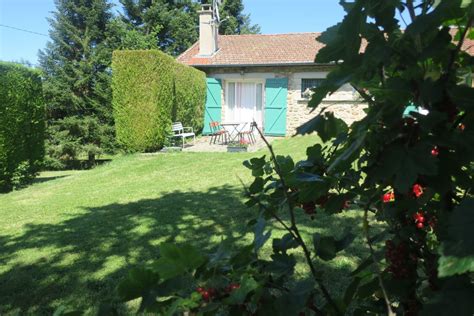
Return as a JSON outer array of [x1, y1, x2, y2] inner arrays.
[[209, 121, 229, 144], [172, 122, 195, 148], [221, 122, 250, 143], [237, 121, 257, 145]]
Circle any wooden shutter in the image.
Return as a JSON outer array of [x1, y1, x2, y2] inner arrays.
[[202, 78, 222, 135], [264, 78, 288, 136]]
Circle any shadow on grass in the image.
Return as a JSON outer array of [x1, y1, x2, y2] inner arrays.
[[0, 185, 370, 315], [32, 175, 69, 185]]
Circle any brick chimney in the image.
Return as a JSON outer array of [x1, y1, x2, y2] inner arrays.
[[198, 4, 218, 56]]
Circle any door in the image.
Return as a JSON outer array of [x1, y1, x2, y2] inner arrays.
[[226, 82, 264, 127], [203, 78, 222, 135], [264, 78, 288, 136]]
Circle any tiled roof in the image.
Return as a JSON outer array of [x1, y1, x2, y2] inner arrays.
[[177, 30, 474, 67], [177, 33, 324, 66]]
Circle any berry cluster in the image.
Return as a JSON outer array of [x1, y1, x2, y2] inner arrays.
[[412, 211, 425, 229], [196, 283, 240, 302], [385, 240, 416, 279]]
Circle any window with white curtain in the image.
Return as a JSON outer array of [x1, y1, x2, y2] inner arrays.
[[226, 81, 264, 127]]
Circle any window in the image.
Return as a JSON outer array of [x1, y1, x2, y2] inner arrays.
[[226, 81, 264, 126], [301, 78, 324, 98]]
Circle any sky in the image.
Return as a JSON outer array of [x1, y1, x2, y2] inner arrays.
[[0, 0, 346, 65]]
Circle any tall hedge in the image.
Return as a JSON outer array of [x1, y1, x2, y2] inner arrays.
[[112, 50, 206, 152], [0, 62, 45, 192]]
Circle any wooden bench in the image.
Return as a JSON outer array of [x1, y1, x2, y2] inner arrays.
[[172, 122, 195, 148]]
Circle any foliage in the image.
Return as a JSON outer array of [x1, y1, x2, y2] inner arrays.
[[119, 0, 259, 57], [111, 1, 474, 315], [39, 0, 118, 169], [0, 62, 45, 192], [112, 50, 206, 152], [204, 0, 261, 35], [44, 116, 115, 170]]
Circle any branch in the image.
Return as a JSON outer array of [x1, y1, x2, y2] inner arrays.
[[363, 207, 395, 316], [254, 123, 343, 316]]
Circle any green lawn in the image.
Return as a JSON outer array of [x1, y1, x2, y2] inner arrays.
[[0, 136, 367, 315]]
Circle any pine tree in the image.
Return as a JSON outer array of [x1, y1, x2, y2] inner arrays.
[[39, 0, 116, 164], [39, 0, 113, 122]]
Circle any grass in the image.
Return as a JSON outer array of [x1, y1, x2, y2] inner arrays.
[[0, 135, 368, 315]]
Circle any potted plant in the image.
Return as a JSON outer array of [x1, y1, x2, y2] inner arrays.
[[227, 139, 249, 152]]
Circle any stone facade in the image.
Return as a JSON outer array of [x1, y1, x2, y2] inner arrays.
[[200, 65, 367, 135]]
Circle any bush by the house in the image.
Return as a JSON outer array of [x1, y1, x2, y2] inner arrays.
[[0, 62, 45, 192], [112, 50, 206, 152]]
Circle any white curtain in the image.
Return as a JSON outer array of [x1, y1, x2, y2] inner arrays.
[[227, 82, 263, 127]]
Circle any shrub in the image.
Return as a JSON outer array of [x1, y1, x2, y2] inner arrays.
[[0, 62, 45, 192], [44, 116, 113, 170], [112, 50, 206, 152]]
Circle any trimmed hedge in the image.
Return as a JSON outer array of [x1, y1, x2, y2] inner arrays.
[[0, 62, 45, 192], [112, 50, 206, 152]]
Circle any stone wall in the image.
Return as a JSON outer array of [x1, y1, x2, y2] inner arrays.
[[202, 65, 367, 135]]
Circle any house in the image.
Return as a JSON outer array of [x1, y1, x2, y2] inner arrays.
[[178, 4, 365, 136]]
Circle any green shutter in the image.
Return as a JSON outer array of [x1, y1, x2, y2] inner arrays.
[[264, 78, 288, 136], [202, 78, 222, 135]]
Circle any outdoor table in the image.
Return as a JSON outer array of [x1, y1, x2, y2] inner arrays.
[[220, 122, 250, 143]]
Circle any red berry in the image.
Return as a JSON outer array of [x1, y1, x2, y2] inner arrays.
[[431, 147, 439, 157], [230, 283, 240, 290], [412, 184, 423, 198], [417, 222, 424, 229], [459, 123, 466, 131], [201, 290, 210, 301], [196, 287, 204, 293], [383, 192, 394, 203]]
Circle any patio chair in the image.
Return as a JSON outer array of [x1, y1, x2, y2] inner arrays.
[[172, 122, 195, 148], [209, 121, 229, 144], [238, 122, 257, 145]]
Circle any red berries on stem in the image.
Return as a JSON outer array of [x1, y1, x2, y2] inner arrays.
[[196, 283, 241, 302]]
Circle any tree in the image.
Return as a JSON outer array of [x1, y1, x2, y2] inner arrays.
[[119, 0, 201, 56], [110, 1, 474, 315], [39, 0, 116, 163], [119, 0, 260, 56], [217, 0, 260, 35]]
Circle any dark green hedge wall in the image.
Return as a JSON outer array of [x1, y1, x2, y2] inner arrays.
[[0, 62, 45, 192], [112, 50, 206, 152]]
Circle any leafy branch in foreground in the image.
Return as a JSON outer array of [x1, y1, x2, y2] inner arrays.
[[58, 1, 473, 315]]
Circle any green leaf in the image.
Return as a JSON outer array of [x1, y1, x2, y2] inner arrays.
[[254, 216, 272, 252], [272, 233, 299, 253], [297, 112, 348, 142], [438, 198, 474, 277], [153, 244, 206, 280], [313, 234, 338, 261], [225, 274, 259, 305], [117, 267, 160, 301], [274, 279, 316, 315], [267, 253, 297, 276], [343, 277, 361, 307], [421, 276, 474, 316], [449, 85, 474, 111], [295, 172, 325, 183], [249, 177, 264, 194]]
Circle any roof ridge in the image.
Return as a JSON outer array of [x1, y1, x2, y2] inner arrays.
[[219, 32, 321, 37]]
